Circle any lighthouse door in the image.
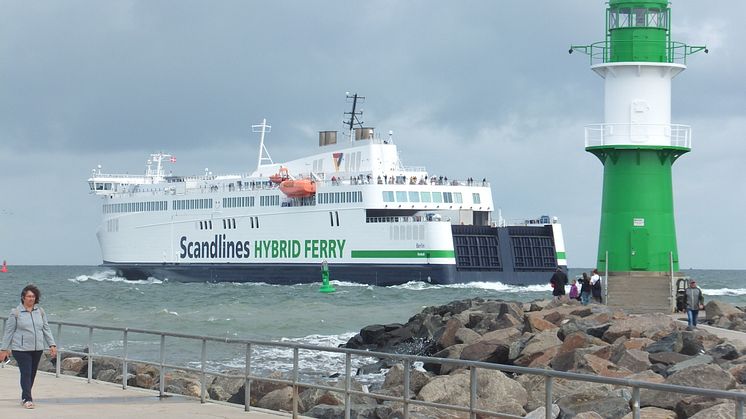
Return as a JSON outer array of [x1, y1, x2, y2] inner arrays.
[[630, 228, 649, 270]]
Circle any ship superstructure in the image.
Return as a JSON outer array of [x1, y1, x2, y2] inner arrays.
[[89, 94, 566, 285]]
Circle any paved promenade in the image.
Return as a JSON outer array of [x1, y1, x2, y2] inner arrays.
[[0, 366, 292, 418]]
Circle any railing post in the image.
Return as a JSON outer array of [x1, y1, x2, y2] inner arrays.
[[1, 319, 5, 369], [604, 250, 609, 305], [545, 376, 553, 419], [292, 347, 299, 419], [200, 339, 207, 403], [244, 343, 251, 412], [403, 360, 411, 419], [469, 366, 477, 419], [737, 399, 744, 419], [344, 353, 351, 419], [159, 334, 165, 397], [632, 387, 640, 419], [87, 327, 93, 383], [55, 323, 62, 378], [122, 329, 128, 389]]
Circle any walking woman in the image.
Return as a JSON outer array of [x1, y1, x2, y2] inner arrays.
[[0, 284, 57, 409]]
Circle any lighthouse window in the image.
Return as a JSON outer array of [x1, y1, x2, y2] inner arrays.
[[472, 193, 481, 204], [395, 191, 408, 202], [420, 192, 431, 203], [432, 192, 443, 203], [408, 191, 420, 203], [382, 191, 395, 202]]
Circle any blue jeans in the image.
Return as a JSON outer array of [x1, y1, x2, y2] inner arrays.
[[581, 292, 590, 305], [12, 350, 43, 402], [687, 309, 699, 327]]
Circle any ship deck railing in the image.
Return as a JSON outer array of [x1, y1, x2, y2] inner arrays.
[[103, 176, 492, 197], [3, 316, 744, 419], [366, 215, 447, 224]]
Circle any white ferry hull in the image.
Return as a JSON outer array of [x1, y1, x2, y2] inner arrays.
[[88, 98, 568, 285]]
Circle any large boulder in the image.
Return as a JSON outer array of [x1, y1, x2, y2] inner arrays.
[[645, 332, 683, 354], [417, 369, 527, 417], [382, 363, 432, 395], [459, 339, 510, 365], [640, 364, 736, 410], [705, 301, 742, 321], [517, 375, 614, 412], [163, 369, 201, 398], [689, 402, 738, 419], [620, 407, 676, 419], [603, 314, 679, 343], [423, 344, 467, 375], [556, 386, 631, 419], [515, 330, 562, 364], [257, 386, 295, 412]]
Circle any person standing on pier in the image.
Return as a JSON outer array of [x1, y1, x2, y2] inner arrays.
[[0, 284, 57, 409], [549, 267, 567, 301], [685, 280, 705, 329]]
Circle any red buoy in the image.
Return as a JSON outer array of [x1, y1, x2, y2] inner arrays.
[[0, 261, 7, 273]]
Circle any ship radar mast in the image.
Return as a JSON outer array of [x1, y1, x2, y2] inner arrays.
[[252, 118, 274, 171], [146, 153, 174, 180], [344, 92, 365, 143]]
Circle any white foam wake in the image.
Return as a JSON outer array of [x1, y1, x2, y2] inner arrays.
[[702, 288, 746, 296], [391, 281, 551, 292], [67, 270, 163, 285]]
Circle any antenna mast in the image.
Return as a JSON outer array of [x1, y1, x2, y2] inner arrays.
[[344, 92, 365, 143], [252, 119, 273, 171]]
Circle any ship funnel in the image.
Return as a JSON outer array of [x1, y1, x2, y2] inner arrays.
[[354, 127, 375, 141], [319, 131, 338, 146]]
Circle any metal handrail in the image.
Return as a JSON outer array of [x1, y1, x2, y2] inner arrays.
[[585, 123, 691, 149], [2, 317, 744, 419]]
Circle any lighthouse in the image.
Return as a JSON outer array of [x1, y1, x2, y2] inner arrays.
[[571, 1, 706, 312]]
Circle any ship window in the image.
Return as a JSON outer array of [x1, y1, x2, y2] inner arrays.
[[472, 193, 481, 204], [89, 182, 95, 191], [329, 211, 334, 226], [443, 192, 453, 203], [420, 192, 431, 202], [209, 220, 212, 229], [432, 192, 443, 203], [358, 191, 362, 202], [395, 191, 408, 202], [335, 211, 339, 226], [408, 191, 420, 202], [347, 192, 352, 202], [255, 217, 259, 228], [382, 191, 394, 202], [454, 192, 463, 204]]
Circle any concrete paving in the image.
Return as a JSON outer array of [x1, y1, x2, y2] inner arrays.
[[0, 366, 293, 418], [670, 314, 746, 345]]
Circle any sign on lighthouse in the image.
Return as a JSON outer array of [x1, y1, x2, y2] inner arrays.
[[570, 0, 706, 312]]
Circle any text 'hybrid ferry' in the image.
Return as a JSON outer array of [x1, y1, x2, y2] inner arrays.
[[88, 94, 566, 285]]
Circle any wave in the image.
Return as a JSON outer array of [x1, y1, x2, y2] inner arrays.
[[391, 281, 551, 292], [67, 270, 163, 285], [703, 288, 746, 296]]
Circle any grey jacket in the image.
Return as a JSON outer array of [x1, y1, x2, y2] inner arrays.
[[1, 304, 56, 351], [685, 287, 704, 311]]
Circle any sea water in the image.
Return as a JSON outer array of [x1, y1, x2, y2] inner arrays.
[[1, 266, 744, 382]]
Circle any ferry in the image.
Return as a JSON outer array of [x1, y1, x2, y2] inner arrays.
[[88, 94, 567, 285]]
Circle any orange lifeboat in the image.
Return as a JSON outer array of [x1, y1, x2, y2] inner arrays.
[[269, 167, 289, 184], [279, 179, 316, 198]]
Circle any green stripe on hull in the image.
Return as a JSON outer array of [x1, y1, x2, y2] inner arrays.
[[351, 250, 455, 259], [556, 251, 566, 260]]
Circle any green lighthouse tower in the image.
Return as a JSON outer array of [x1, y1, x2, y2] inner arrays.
[[571, 1, 706, 312]]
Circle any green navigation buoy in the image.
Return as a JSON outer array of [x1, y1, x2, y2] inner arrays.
[[319, 260, 336, 293]]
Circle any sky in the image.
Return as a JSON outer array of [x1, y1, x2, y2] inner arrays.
[[0, 1, 744, 269]]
